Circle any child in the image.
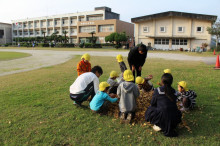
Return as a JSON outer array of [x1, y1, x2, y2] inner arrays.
[[77, 53, 91, 76], [177, 81, 197, 111], [90, 82, 118, 114], [117, 70, 140, 124], [157, 69, 171, 86], [116, 54, 127, 73], [145, 73, 182, 137], [136, 75, 154, 92], [107, 71, 119, 94]]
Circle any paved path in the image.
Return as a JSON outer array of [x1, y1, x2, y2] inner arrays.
[[0, 49, 216, 76]]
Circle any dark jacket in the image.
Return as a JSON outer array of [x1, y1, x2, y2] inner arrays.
[[119, 61, 127, 73], [127, 47, 148, 67]]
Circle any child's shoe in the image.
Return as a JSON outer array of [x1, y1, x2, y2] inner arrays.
[[125, 113, 132, 124], [153, 125, 161, 132], [73, 101, 81, 107], [120, 112, 126, 124]]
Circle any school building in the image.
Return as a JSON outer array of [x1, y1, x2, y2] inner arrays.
[[11, 7, 134, 44], [0, 22, 12, 44], [131, 11, 217, 50]]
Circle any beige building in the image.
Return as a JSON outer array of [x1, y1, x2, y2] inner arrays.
[[0, 22, 12, 44], [131, 11, 217, 50], [11, 7, 133, 44]]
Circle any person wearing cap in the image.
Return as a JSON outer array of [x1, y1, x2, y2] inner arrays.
[[157, 69, 172, 86], [117, 70, 140, 124], [107, 71, 119, 94], [127, 44, 148, 80], [90, 82, 118, 114], [77, 53, 91, 76], [136, 75, 154, 92], [177, 81, 197, 111], [116, 54, 127, 73], [70, 66, 103, 106]]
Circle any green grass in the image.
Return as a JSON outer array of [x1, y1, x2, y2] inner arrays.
[[0, 56, 219, 145], [0, 52, 31, 61]]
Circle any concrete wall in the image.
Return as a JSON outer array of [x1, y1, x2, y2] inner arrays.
[[0, 23, 12, 44]]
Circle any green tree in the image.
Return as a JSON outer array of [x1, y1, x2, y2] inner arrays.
[[62, 30, 68, 44], [207, 19, 220, 51]]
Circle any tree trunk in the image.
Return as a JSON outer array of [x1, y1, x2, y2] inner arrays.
[[216, 36, 219, 51]]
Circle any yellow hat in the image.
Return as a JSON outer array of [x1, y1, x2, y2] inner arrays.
[[136, 76, 145, 84], [116, 54, 123, 62], [123, 70, 134, 81], [110, 71, 119, 78], [164, 69, 171, 74], [178, 81, 189, 91], [99, 82, 110, 91], [81, 53, 90, 61]]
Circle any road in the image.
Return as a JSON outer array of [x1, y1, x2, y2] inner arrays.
[[0, 49, 216, 76]]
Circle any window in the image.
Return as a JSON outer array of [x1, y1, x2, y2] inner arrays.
[[178, 27, 183, 32], [0, 30, 4, 38], [172, 39, 187, 45], [154, 38, 169, 45], [55, 20, 57, 25], [197, 27, 203, 32], [87, 16, 103, 21], [80, 26, 96, 33], [99, 25, 114, 32], [143, 26, 148, 33], [160, 27, 165, 32]]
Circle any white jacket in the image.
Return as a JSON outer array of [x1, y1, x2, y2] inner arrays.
[[70, 72, 99, 94]]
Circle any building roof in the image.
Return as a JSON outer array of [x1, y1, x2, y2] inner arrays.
[[131, 11, 217, 23], [0, 22, 12, 26]]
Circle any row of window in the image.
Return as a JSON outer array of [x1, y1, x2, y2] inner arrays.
[[143, 26, 203, 33], [79, 25, 114, 33], [154, 39, 188, 45]]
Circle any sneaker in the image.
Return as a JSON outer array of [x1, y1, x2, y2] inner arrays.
[[73, 101, 81, 106], [125, 113, 132, 124], [120, 113, 126, 124], [153, 125, 161, 132]]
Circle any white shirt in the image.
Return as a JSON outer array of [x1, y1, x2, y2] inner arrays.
[[70, 72, 99, 94]]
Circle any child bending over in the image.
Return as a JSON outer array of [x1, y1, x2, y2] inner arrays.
[[90, 82, 118, 114], [136, 75, 154, 92], [107, 71, 119, 94], [177, 81, 197, 111]]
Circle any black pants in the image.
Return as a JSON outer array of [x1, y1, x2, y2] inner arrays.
[[70, 82, 95, 104], [129, 65, 141, 80]]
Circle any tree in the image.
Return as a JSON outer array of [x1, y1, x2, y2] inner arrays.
[[89, 31, 96, 44], [105, 32, 128, 48], [207, 19, 220, 51], [62, 30, 68, 44], [42, 31, 46, 43]]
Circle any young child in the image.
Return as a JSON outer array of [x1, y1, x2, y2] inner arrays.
[[77, 53, 91, 76], [116, 54, 127, 73], [136, 75, 154, 92], [117, 70, 140, 124], [177, 81, 197, 111], [145, 73, 182, 137], [107, 71, 119, 94], [90, 82, 118, 114], [157, 69, 171, 86]]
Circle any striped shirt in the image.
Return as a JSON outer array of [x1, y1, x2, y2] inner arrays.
[[178, 90, 197, 108]]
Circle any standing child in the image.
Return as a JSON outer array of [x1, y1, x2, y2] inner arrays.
[[77, 53, 91, 76], [90, 82, 118, 114], [145, 73, 182, 137], [177, 81, 197, 111], [117, 70, 140, 124], [116, 54, 127, 73], [136, 75, 154, 92], [107, 71, 119, 94]]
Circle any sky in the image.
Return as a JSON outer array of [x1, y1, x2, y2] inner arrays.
[[0, 0, 219, 23]]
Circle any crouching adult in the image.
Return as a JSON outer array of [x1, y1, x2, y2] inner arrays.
[[69, 66, 103, 106]]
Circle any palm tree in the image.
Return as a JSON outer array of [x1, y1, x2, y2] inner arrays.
[[63, 30, 68, 44], [89, 31, 96, 44], [42, 31, 46, 43]]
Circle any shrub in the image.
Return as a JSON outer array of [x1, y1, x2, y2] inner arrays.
[[79, 43, 84, 48], [38, 43, 49, 47], [101, 43, 114, 46], [114, 44, 121, 49]]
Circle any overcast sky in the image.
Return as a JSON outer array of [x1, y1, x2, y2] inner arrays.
[[0, 0, 219, 23]]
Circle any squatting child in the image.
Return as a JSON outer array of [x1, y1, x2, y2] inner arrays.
[[177, 81, 197, 111], [117, 70, 140, 124], [107, 71, 119, 94], [136, 75, 154, 92], [90, 82, 118, 114], [77, 53, 91, 76]]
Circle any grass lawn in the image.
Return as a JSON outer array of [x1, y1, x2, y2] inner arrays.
[[1, 46, 219, 57], [0, 56, 219, 145], [0, 51, 31, 61]]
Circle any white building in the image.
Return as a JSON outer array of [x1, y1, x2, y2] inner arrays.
[[0, 22, 12, 44], [11, 7, 134, 44], [131, 11, 217, 50]]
